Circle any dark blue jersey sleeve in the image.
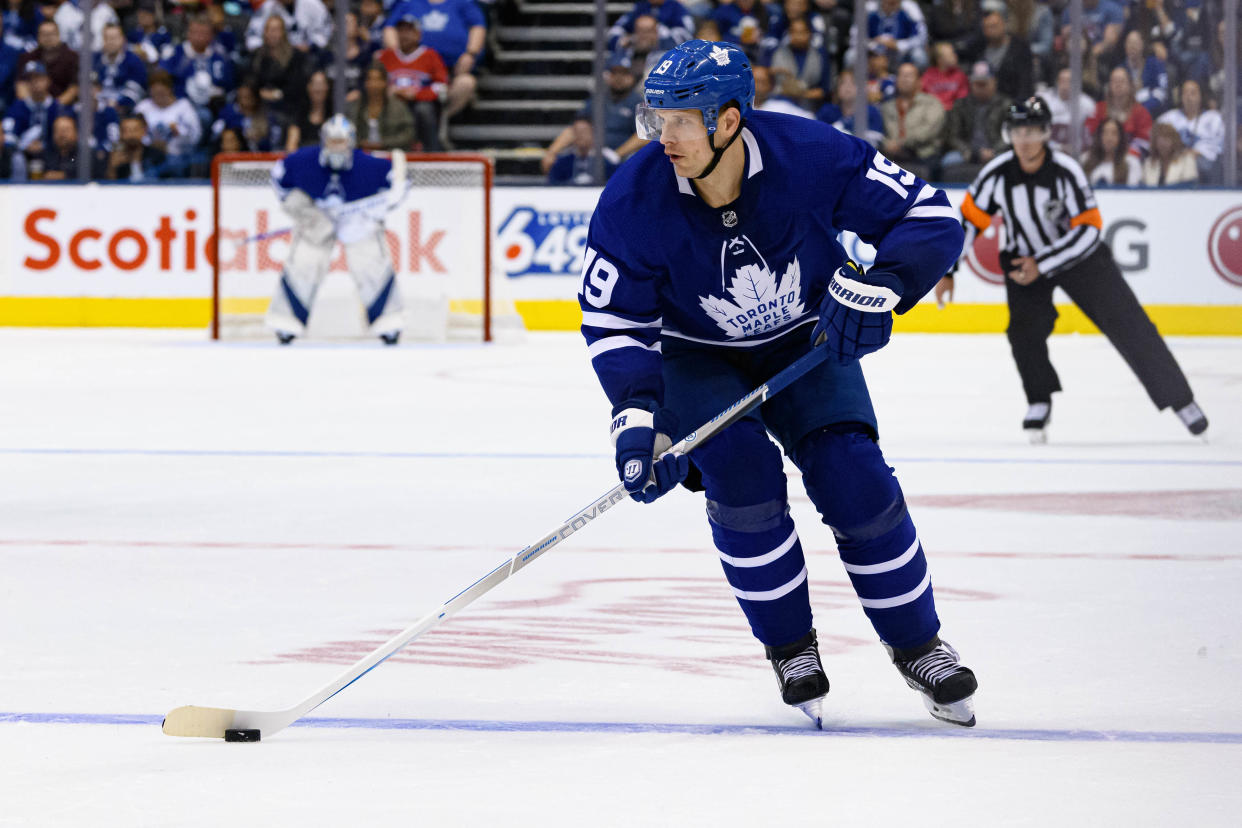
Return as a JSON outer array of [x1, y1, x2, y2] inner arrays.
[[578, 198, 665, 413], [827, 132, 965, 313]]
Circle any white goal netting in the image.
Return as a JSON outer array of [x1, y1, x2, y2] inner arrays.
[[211, 152, 520, 342]]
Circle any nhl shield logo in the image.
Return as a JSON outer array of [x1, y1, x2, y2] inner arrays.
[[722, 210, 738, 228]]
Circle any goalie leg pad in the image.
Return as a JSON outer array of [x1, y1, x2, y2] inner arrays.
[[345, 232, 404, 334], [265, 229, 333, 335], [696, 417, 812, 647], [792, 426, 940, 650]]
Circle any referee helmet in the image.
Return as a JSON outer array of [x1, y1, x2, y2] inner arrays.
[[1003, 96, 1052, 143]]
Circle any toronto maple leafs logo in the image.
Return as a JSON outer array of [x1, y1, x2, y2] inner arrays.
[[709, 45, 731, 66], [423, 9, 449, 31], [699, 236, 806, 339]]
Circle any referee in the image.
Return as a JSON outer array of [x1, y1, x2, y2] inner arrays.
[[936, 97, 1209, 441]]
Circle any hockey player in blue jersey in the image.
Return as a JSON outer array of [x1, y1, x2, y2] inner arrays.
[[267, 114, 406, 345], [580, 40, 978, 727]]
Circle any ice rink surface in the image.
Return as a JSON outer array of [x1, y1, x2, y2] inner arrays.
[[1, 328, 1240, 827]]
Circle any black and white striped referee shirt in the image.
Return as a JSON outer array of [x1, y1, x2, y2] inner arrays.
[[960, 149, 1104, 276]]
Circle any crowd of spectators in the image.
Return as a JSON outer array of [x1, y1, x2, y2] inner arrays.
[[1, 0, 493, 179], [548, 0, 1239, 186], [0, 0, 1235, 186]]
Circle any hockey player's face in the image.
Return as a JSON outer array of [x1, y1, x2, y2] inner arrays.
[[639, 107, 711, 175]]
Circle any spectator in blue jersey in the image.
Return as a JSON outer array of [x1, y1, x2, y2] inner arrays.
[[160, 15, 234, 124], [547, 117, 620, 185], [338, 11, 376, 101], [1119, 29, 1168, 118], [127, 0, 171, 65], [357, 0, 387, 51], [244, 0, 334, 53], [213, 82, 283, 152], [74, 73, 121, 165], [1167, 0, 1216, 90], [93, 23, 145, 112], [616, 14, 677, 84], [608, 0, 694, 50], [105, 112, 167, 180], [542, 53, 644, 174], [713, 0, 779, 61], [0, 18, 21, 111], [865, 41, 895, 103], [768, 16, 831, 110], [1059, 0, 1124, 70], [4, 0, 42, 53], [2, 60, 62, 178], [817, 67, 884, 146], [132, 69, 203, 177], [383, 0, 486, 124], [864, 0, 928, 69]]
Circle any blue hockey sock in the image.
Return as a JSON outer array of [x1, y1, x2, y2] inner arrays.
[[793, 427, 940, 649], [707, 497, 812, 648]]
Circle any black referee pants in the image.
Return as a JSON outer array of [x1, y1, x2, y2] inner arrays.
[[1004, 244, 1194, 410]]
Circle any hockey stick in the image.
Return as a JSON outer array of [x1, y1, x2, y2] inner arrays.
[[162, 343, 831, 741]]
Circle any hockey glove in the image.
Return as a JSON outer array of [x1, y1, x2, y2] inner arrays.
[[611, 405, 688, 504], [811, 261, 904, 364]]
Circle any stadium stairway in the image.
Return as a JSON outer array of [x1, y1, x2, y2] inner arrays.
[[451, 0, 630, 182]]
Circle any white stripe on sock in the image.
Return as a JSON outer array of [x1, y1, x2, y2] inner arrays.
[[731, 566, 808, 602], [717, 530, 798, 569], [841, 537, 920, 575], [857, 571, 931, 609]]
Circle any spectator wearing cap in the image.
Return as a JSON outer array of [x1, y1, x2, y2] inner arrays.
[[541, 53, 644, 175], [769, 16, 831, 110], [377, 13, 448, 151], [920, 41, 967, 110], [39, 113, 102, 178], [864, 0, 929, 69], [547, 116, 620, 185], [133, 68, 203, 177], [939, 60, 1010, 182], [2, 59, 63, 178], [879, 60, 943, 180], [93, 23, 146, 113], [865, 41, 896, 103], [816, 68, 885, 147], [20, 19, 77, 105], [607, 0, 694, 50], [382, 0, 487, 126], [617, 14, 676, 86], [244, 0, 333, 53], [127, 1, 172, 65], [964, 7, 1031, 104], [159, 15, 234, 122]]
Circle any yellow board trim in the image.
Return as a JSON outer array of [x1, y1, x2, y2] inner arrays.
[[2, 296, 1241, 336]]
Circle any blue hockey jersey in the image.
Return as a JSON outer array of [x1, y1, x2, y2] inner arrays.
[[271, 146, 395, 207], [579, 110, 963, 410]]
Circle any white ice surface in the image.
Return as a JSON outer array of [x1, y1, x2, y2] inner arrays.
[[1, 329, 1240, 827]]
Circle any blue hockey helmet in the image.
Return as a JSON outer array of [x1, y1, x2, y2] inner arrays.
[[637, 40, 754, 138], [319, 113, 356, 170]]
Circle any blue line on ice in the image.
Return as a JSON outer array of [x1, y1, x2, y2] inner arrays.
[[1, 448, 1240, 467], [4, 712, 1240, 744]]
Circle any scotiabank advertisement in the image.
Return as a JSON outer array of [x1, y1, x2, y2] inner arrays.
[[1, 184, 1240, 330]]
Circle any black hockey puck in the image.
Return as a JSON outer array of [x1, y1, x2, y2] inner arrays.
[[224, 728, 261, 742]]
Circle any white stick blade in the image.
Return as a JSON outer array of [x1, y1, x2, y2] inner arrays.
[[162, 705, 238, 738]]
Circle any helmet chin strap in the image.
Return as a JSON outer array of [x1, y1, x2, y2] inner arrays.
[[693, 115, 745, 180]]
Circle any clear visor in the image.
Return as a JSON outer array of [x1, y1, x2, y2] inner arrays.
[[1006, 124, 1049, 144], [635, 104, 710, 142]]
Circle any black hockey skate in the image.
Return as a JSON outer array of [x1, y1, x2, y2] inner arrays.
[[765, 629, 830, 729], [379, 332, 400, 346], [1175, 401, 1208, 438], [1023, 401, 1051, 444], [887, 637, 977, 727], [276, 332, 296, 346]]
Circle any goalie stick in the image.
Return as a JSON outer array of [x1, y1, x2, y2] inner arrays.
[[162, 343, 831, 741]]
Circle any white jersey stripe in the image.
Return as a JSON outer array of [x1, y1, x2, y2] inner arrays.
[[717, 530, 799, 569], [580, 311, 664, 330], [904, 204, 958, 220], [731, 566, 808, 602], [587, 336, 662, 359], [841, 536, 920, 575]]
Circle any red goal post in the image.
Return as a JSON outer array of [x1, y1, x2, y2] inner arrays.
[[210, 151, 495, 342]]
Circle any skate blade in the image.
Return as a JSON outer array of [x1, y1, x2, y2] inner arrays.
[[795, 698, 824, 730], [921, 693, 975, 727], [1026, 428, 1047, 445]]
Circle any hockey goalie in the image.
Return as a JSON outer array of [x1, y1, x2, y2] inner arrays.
[[265, 114, 407, 345]]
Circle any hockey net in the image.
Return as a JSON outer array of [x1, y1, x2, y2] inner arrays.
[[211, 152, 519, 342]]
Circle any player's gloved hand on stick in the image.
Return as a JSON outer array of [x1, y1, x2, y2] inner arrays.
[[811, 260, 904, 364], [611, 404, 688, 503]]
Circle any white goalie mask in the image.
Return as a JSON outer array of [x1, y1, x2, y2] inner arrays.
[[319, 114, 356, 171]]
